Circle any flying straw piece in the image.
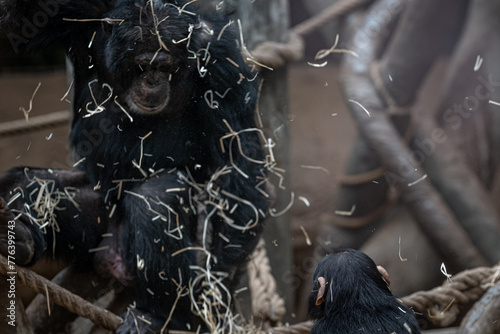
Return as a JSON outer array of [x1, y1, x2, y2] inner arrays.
[[20, 82, 41, 121], [300, 226, 312, 246], [300, 165, 330, 174], [335, 204, 356, 216], [315, 34, 359, 60], [348, 99, 371, 117], [307, 61, 328, 68], [298, 196, 310, 207], [440, 262, 453, 283], [474, 55, 483, 72], [398, 237, 408, 262], [408, 174, 427, 187]]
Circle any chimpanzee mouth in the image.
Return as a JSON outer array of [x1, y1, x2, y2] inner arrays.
[[128, 93, 170, 115], [134, 99, 169, 113]]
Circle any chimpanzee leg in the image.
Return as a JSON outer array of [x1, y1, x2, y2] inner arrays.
[[0, 167, 108, 269], [116, 171, 198, 333]]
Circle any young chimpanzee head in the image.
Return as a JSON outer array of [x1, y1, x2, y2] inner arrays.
[[101, 0, 214, 115], [308, 249, 420, 334], [309, 249, 392, 319]]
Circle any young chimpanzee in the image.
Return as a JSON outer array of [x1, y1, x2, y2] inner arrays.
[[0, 0, 269, 332], [309, 249, 421, 334]]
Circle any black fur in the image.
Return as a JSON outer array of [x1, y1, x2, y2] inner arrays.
[[0, 0, 268, 332], [309, 249, 421, 334]]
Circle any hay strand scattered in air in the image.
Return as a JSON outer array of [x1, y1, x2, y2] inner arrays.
[[348, 99, 371, 117], [300, 165, 330, 174], [474, 55, 483, 72], [315, 34, 359, 60], [300, 226, 312, 246], [398, 237, 408, 262], [63, 17, 124, 24], [408, 174, 427, 187], [20, 82, 41, 121], [335, 204, 356, 216]]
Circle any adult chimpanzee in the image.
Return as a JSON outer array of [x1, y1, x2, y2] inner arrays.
[[309, 249, 421, 334], [0, 0, 269, 332]]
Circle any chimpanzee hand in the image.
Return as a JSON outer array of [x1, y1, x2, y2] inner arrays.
[[0, 197, 42, 265]]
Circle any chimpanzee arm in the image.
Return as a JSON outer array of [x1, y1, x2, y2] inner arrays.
[[195, 23, 270, 284], [0, 167, 108, 269]]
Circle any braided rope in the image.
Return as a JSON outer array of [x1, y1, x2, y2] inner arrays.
[[401, 264, 500, 326], [2, 255, 500, 332], [247, 239, 286, 322], [250, 0, 373, 69], [248, 32, 304, 69], [0, 254, 122, 331], [0, 110, 70, 138], [292, 0, 373, 37], [268, 321, 314, 334]]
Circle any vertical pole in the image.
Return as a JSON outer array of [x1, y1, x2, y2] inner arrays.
[[235, 0, 294, 320], [199, 0, 294, 320]]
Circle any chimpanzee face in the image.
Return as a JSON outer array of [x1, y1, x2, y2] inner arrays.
[[102, 0, 212, 115]]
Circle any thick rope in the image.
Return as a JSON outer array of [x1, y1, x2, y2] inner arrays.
[[2, 253, 500, 332], [401, 264, 500, 327], [0, 239, 288, 333], [0, 254, 122, 331], [250, 0, 373, 69], [247, 239, 286, 322], [247, 32, 304, 70], [0, 110, 70, 138], [267, 321, 314, 334], [458, 281, 500, 333], [291, 0, 373, 37]]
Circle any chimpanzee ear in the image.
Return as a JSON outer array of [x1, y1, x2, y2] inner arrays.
[[377, 265, 391, 286], [316, 276, 327, 306], [102, 18, 115, 36]]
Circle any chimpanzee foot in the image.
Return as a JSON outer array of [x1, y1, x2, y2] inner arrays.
[[117, 309, 164, 334], [0, 197, 38, 265]]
